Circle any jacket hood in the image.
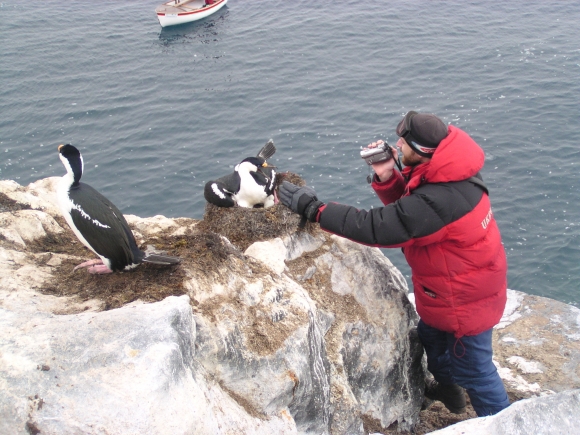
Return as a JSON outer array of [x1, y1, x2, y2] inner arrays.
[[423, 125, 485, 183]]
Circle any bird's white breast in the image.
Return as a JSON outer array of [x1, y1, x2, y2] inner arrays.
[[231, 162, 270, 208], [56, 177, 111, 268]]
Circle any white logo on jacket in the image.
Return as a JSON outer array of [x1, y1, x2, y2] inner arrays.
[[481, 208, 493, 229]]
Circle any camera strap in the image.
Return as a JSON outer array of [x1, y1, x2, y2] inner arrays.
[[366, 157, 403, 184]]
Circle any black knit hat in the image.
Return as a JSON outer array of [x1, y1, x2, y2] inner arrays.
[[396, 111, 448, 157]]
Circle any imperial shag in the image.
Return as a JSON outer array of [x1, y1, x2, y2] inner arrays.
[[56, 144, 181, 274], [204, 139, 278, 208]]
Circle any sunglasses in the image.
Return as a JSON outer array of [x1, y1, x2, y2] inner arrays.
[[396, 111, 418, 139], [396, 111, 438, 156]]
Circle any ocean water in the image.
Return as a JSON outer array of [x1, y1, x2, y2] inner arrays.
[[1, 0, 579, 306]]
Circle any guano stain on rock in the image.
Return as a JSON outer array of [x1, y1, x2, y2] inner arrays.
[[0, 192, 32, 212], [286, 242, 369, 365]]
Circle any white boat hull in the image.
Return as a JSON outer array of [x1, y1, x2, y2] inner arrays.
[[156, 0, 227, 28]]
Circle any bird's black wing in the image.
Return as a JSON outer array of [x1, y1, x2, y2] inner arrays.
[[250, 169, 268, 187], [256, 167, 277, 196], [68, 183, 139, 270], [260, 166, 276, 179], [204, 172, 240, 207]]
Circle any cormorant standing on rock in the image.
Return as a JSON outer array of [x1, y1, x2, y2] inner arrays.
[[56, 144, 181, 274]]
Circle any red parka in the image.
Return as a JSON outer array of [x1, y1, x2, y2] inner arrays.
[[318, 126, 507, 338]]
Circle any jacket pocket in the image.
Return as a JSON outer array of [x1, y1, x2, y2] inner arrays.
[[423, 287, 437, 299]]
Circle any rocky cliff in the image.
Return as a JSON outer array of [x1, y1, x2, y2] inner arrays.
[[2, 177, 579, 435], [1, 177, 422, 435]]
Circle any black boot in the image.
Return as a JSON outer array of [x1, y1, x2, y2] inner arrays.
[[424, 378, 466, 414]]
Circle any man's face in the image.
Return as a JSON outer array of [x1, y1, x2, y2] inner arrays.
[[397, 137, 423, 167]]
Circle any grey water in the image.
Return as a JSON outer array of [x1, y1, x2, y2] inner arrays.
[[2, 0, 579, 306]]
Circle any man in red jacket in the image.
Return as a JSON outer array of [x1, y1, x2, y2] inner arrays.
[[279, 111, 510, 417]]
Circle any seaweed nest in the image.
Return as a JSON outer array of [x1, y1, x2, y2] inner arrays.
[[38, 219, 245, 311], [198, 172, 317, 251]]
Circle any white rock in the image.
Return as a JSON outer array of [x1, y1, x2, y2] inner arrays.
[[125, 214, 178, 234], [0, 177, 61, 215], [507, 356, 543, 374], [428, 389, 580, 434], [0, 209, 63, 247], [495, 289, 524, 329], [283, 231, 325, 261], [245, 237, 287, 275], [0, 296, 299, 435]]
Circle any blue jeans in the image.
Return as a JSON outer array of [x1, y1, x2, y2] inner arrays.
[[417, 320, 510, 416]]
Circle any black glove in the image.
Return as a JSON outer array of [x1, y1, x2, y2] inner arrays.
[[279, 181, 324, 222]]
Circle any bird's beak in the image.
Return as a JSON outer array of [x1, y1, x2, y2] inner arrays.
[[58, 144, 64, 152], [262, 162, 277, 169]]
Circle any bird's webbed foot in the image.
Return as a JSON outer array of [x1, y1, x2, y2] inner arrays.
[[73, 259, 113, 274]]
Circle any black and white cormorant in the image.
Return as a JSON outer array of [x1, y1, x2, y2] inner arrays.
[[56, 144, 181, 274], [204, 139, 278, 208]]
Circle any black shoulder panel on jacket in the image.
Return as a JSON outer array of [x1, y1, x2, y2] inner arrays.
[[319, 179, 485, 247]]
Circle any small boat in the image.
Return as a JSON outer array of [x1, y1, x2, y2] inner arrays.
[[155, 0, 227, 28]]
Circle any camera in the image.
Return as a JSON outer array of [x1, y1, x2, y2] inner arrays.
[[360, 141, 393, 165]]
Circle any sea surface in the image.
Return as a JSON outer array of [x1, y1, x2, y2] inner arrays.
[[2, 0, 579, 306]]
